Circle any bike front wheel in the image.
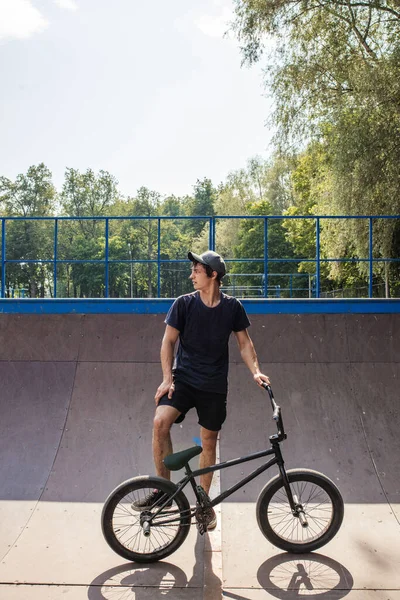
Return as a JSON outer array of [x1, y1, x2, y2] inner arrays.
[[256, 469, 344, 553], [101, 476, 191, 563]]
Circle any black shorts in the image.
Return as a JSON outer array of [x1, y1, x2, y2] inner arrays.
[[158, 380, 227, 432]]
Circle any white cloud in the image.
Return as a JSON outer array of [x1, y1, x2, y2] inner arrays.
[[0, 0, 48, 41], [54, 0, 78, 10], [195, 6, 233, 39]]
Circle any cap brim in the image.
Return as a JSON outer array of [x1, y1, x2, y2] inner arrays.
[[188, 251, 206, 265]]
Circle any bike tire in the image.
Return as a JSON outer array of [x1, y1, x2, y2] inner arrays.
[[101, 475, 191, 563], [256, 469, 344, 553]]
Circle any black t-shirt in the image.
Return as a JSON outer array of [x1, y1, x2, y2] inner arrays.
[[165, 291, 251, 393]]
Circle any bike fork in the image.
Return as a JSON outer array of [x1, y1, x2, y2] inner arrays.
[[274, 443, 309, 528]]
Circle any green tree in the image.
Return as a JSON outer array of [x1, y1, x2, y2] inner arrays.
[[231, 200, 298, 297], [115, 187, 162, 298], [0, 163, 56, 297], [159, 195, 194, 297], [185, 178, 216, 238], [232, 0, 400, 140], [58, 168, 121, 297], [232, 0, 400, 295], [283, 144, 326, 278]]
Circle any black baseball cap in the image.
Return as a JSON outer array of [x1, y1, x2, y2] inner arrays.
[[188, 250, 226, 277]]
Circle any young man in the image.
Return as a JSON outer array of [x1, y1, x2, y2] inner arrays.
[[134, 250, 270, 529]]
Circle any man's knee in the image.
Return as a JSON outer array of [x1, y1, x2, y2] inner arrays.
[[153, 406, 178, 432]]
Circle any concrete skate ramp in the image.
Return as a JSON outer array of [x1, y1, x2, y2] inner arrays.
[[221, 314, 400, 511], [0, 312, 399, 598]]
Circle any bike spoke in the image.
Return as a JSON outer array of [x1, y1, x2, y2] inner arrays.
[[267, 479, 334, 544], [109, 486, 185, 556]]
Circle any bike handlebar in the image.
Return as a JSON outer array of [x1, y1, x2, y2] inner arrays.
[[261, 383, 286, 441]]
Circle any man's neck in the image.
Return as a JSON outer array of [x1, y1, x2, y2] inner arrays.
[[198, 285, 221, 308]]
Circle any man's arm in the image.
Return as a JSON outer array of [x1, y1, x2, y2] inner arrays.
[[234, 329, 270, 387], [154, 324, 180, 403]]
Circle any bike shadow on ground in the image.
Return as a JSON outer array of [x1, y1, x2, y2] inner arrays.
[[254, 552, 354, 600], [222, 553, 353, 600], [87, 533, 220, 599]]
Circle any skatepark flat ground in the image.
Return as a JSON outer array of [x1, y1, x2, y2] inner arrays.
[[0, 312, 399, 599]]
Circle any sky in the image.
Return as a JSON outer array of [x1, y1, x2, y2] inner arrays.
[[0, 0, 274, 199]]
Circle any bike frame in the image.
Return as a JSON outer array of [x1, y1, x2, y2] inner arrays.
[[149, 385, 298, 525], [179, 439, 291, 508], [149, 439, 296, 529]]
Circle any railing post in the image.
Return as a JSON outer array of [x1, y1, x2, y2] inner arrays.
[[157, 217, 161, 297], [315, 217, 320, 298], [54, 218, 58, 298], [1, 219, 5, 298], [209, 217, 215, 251], [369, 218, 373, 298], [105, 218, 109, 298], [264, 217, 268, 298]]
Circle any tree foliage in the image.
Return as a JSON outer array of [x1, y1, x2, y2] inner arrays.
[[0, 151, 398, 298], [232, 0, 400, 295], [0, 164, 56, 297]]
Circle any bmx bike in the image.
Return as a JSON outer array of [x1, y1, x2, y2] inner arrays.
[[101, 384, 344, 563]]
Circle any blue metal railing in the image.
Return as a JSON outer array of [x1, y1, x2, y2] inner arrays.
[[0, 214, 399, 299]]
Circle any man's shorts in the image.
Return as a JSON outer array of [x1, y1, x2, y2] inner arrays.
[[158, 379, 227, 432]]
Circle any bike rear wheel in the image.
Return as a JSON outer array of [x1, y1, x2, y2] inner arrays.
[[256, 469, 344, 553], [101, 476, 191, 562]]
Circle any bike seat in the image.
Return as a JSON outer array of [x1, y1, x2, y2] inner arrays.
[[163, 445, 203, 471]]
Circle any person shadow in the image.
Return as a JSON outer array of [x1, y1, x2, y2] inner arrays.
[[87, 532, 221, 600]]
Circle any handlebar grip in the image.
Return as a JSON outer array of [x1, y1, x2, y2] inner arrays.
[[261, 382, 273, 398], [262, 383, 286, 440], [262, 382, 276, 405]]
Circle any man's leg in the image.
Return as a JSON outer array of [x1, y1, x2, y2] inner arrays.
[[199, 427, 219, 494], [153, 404, 181, 479], [131, 405, 181, 511]]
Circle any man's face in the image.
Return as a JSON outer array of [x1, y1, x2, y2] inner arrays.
[[189, 263, 213, 290]]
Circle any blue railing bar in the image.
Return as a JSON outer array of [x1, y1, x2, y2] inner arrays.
[[54, 219, 58, 298], [3, 257, 400, 265], [157, 218, 161, 297], [5, 259, 79, 264], [1, 219, 5, 299], [1, 215, 215, 222], [2, 214, 399, 221], [311, 258, 400, 263], [209, 217, 212, 250], [226, 273, 313, 277], [264, 217, 268, 298], [224, 258, 400, 263], [316, 217, 320, 298], [233, 214, 399, 220], [105, 218, 109, 298], [369, 218, 373, 298], [225, 287, 312, 292]]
